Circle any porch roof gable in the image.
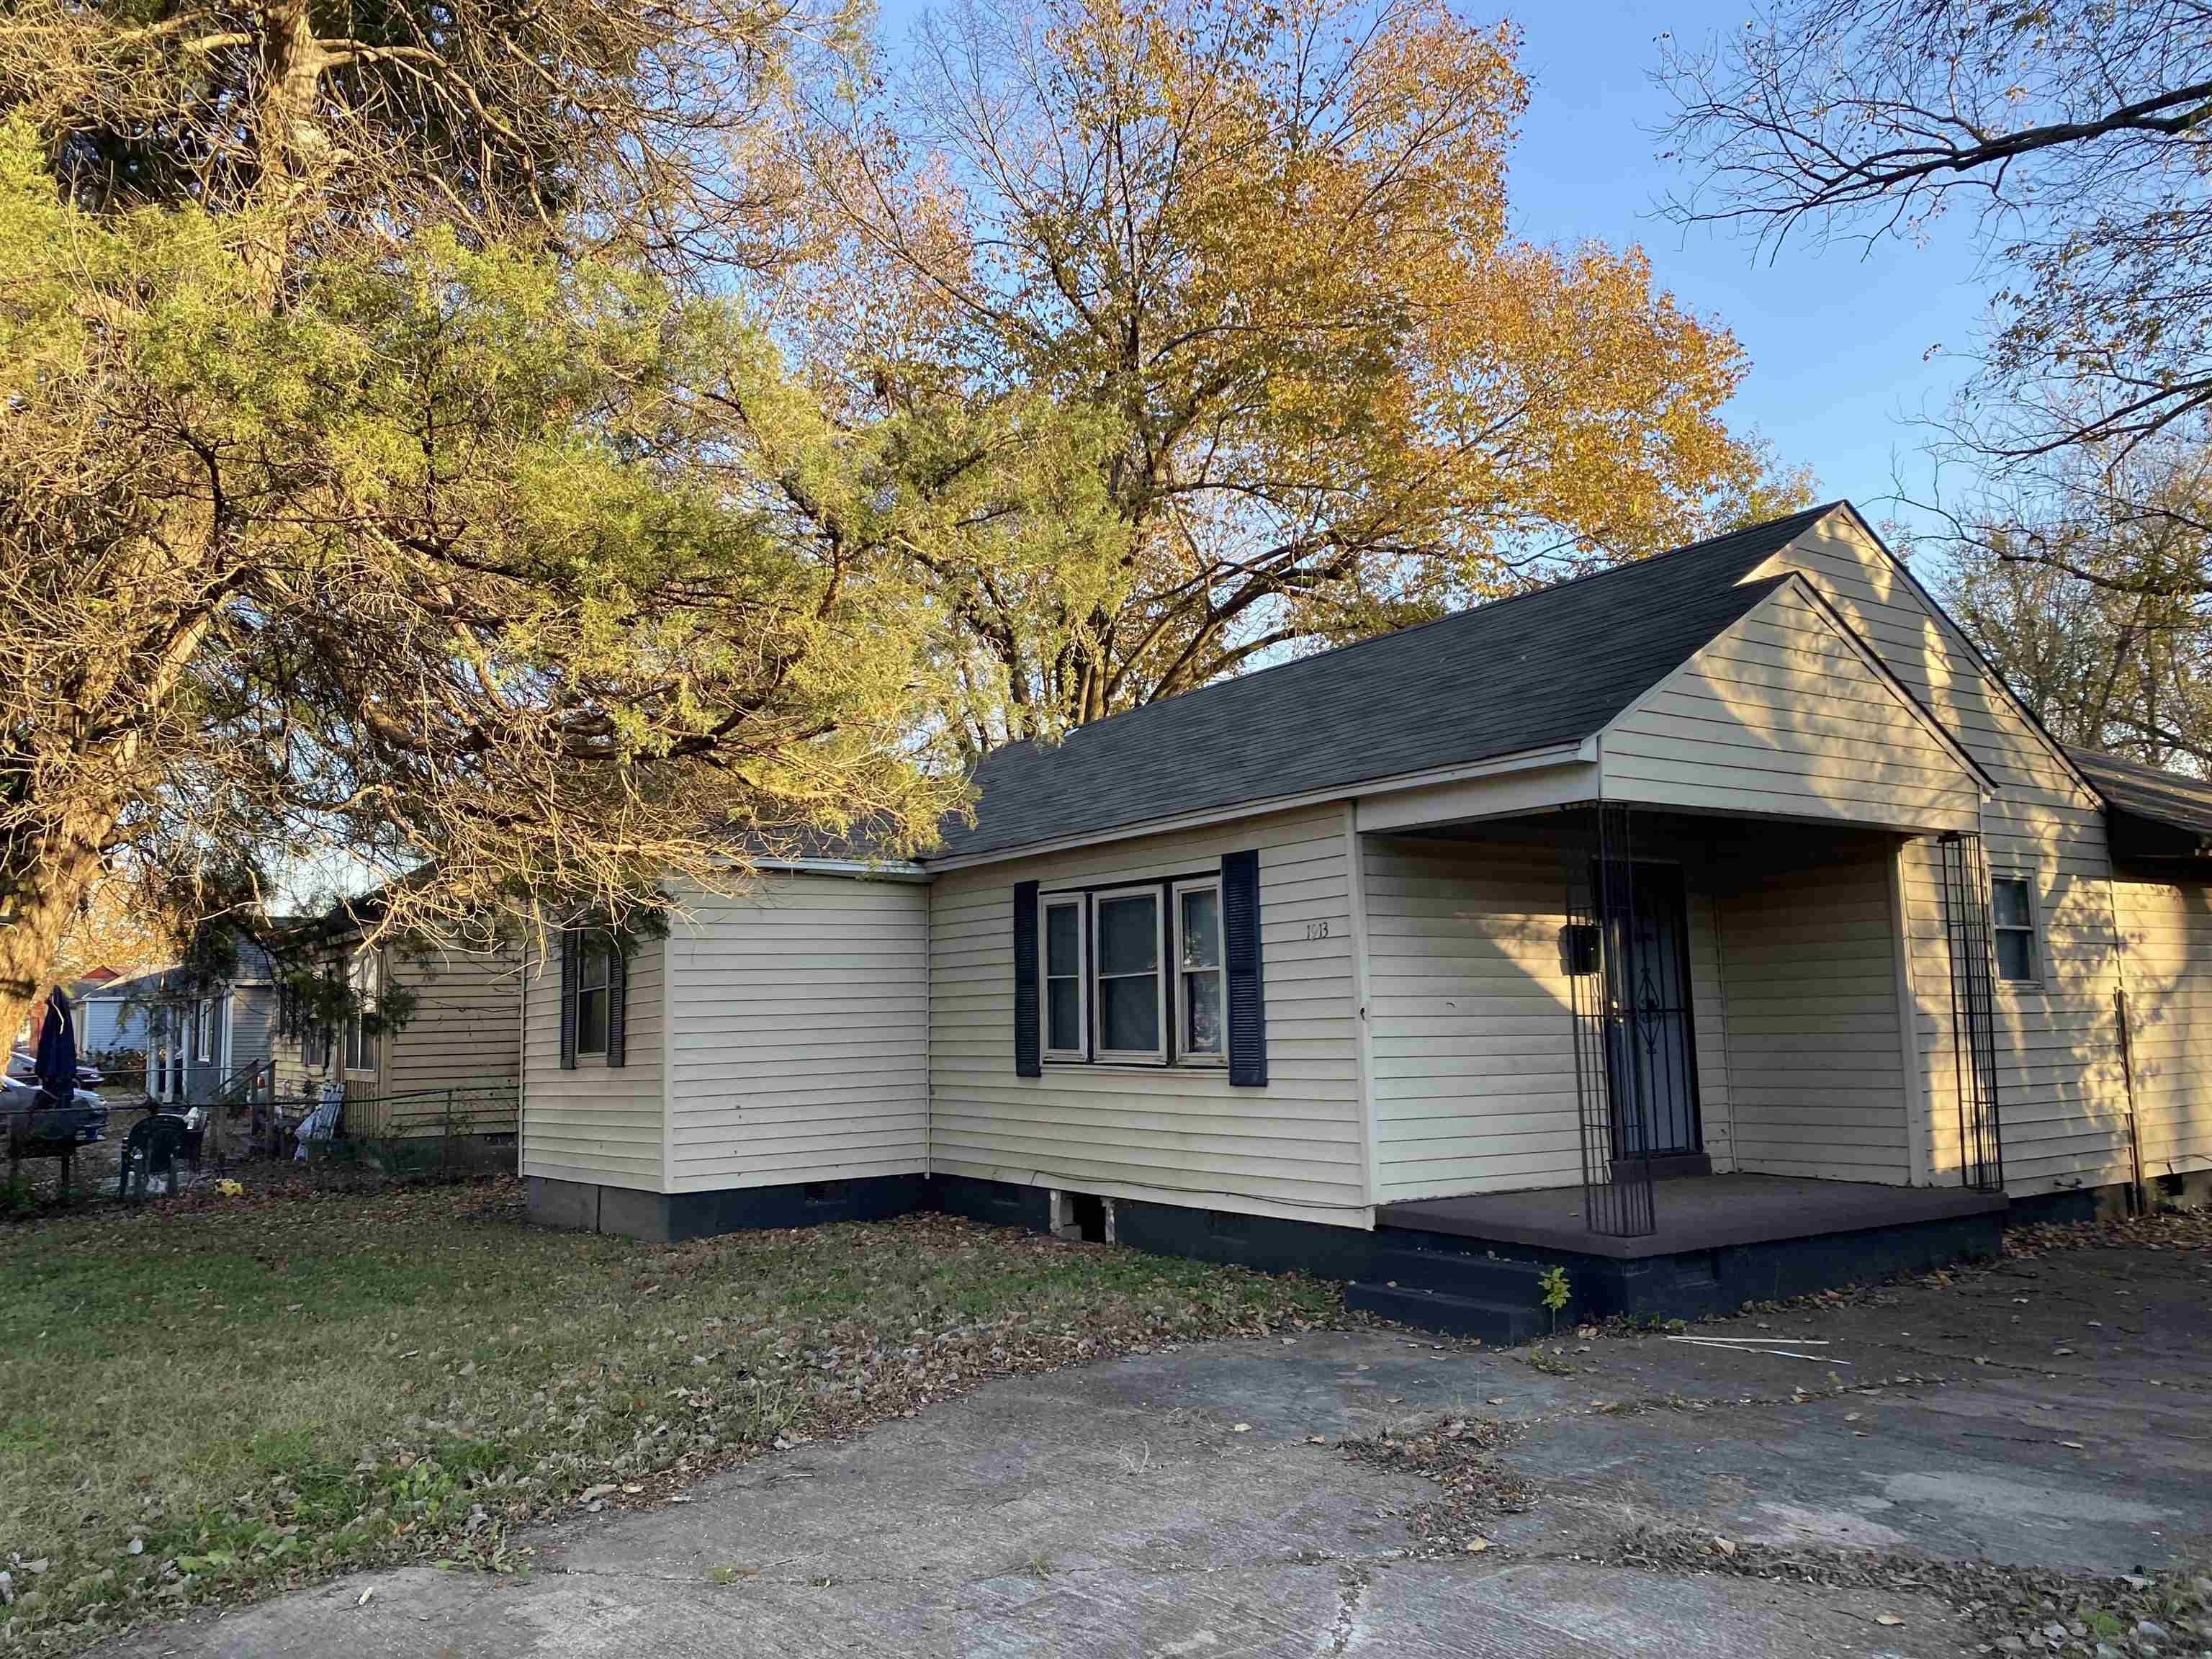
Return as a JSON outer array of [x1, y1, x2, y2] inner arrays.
[[1595, 575, 1992, 835]]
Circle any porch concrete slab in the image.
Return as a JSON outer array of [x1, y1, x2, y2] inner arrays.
[[1378, 1174, 2008, 1258], [94, 1226, 2209, 1658]]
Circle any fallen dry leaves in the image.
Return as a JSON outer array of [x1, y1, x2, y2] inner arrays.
[[0, 1178, 1341, 1654]]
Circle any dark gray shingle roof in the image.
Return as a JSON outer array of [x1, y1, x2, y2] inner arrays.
[[934, 505, 1837, 862], [2068, 747, 2212, 839]]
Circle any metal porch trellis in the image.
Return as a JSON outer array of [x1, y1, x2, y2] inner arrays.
[[1937, 830, 2006, 1193], [1565, 803, 1659, 1237]]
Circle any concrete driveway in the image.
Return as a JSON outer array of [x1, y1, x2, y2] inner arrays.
[[105, 1224, 2212, 1658]]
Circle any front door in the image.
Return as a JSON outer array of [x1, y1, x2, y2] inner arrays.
[[1604, 863, 1701, 1162]]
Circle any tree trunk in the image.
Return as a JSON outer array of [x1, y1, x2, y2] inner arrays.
[[243, 0, 328, 306], [0, 810, 115, 1055]]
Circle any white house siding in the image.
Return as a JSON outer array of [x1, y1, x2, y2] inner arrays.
[[665, 873, 930, 1194], [380, 946, 523, 1136], [1360, 827, 1737, 1202], [928, 804, 1365, 1225], [520, 935, 665, 1191], [2113, 876, 2212, 1179], [1756, 516, 2136, 1198], [1712, 835, 1912, 1184], [1599, 582, 1980, 835]]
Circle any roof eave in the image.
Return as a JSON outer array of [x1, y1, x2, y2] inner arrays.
[[920, 739, 1598, 872]]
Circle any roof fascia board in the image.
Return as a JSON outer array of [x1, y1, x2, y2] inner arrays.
[[922, 742, 1593, 872], [747, 858, 932, 882], [1776, 503, 2098, 808]]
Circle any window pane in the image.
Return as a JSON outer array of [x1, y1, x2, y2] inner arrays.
[[581, 939, 611, 992], [1179, 888, 1221, 970], [1047, 979, 1082, 1053], [1995, 930, 2036, 982], [1183, 968, 1223, 1054], [578, 986, 608, 1054], [1046, 902, 1079, 976], [1991, 878, 2033, 930], [1097, 894, 1159, 976], [1099, 975, 1159, 1053]]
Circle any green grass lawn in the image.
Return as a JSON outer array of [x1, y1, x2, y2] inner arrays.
[[0, 1177, 1341, 1653]]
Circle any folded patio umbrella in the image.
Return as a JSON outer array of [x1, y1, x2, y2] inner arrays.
[[34, 985, 77, 1102]]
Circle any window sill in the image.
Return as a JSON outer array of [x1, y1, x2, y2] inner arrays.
[[1041, 1060, 1228, 1075]]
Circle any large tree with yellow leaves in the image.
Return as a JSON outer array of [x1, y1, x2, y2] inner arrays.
[[788, 0, 1809, 744]]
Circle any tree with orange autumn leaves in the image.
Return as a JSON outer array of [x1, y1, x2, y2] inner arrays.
[[784, 0, 1811, 745]]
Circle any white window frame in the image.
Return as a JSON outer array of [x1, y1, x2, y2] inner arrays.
[[1172, 877, 1228, 1066], [1038, 893, 1090, 1062], [1091, 884, 1168, 1064], [194, 998, 215, 1064], [574, 932, 616, 1060], [1990, 873, 2041, 985], [343, 952, 380, 1076]]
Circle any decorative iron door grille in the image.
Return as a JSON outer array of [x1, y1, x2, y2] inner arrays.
[[1564, 804, 1660, 1237], [1603, 862, 1701, 1163], [1936, 830, 2005, 1192]]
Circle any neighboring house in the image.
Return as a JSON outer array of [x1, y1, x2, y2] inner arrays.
[[518, 503, 2212, 1336], [274, 906, 524, 1141], [83, 942, 279, 1105], [73, 968, 153, 1060]]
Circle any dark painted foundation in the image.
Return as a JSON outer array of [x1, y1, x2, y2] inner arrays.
[[528, 1170, 2126, 1343], [528, 1173, 927, 1244]]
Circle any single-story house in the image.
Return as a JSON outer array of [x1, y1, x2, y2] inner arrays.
[[81, 943, 279, 1105], [518, 503, 2212, 1336], [273, 904, 523, 1141]]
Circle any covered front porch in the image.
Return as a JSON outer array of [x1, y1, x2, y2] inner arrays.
[[1341, 793, 2011, 1336], [1334, 583, 2013, 1329]]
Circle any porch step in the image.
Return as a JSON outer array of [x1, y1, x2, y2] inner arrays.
[[1344, 1280, 1547, 1345], [1365, 1246, 1552, 1304]]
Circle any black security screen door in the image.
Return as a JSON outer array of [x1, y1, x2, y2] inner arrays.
[[1604, 862, 1702, 1162]]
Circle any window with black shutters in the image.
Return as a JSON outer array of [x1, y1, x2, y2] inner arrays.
[[576, 935, 615, 1056], [1025, 854, 1262, 1081]]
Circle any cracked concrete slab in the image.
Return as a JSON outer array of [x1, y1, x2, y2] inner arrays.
[[96, 1228, 2208, 1657]]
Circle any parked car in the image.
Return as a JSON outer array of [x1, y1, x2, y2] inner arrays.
[[1, 1074, 109, 1143], [7, 1048, 103, 1090]]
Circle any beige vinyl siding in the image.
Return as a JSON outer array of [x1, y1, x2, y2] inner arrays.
[[1361, 827, 1735, 1202], [666, 873, 929, 1193], [1714, 834, 1911, 1183], [927, 804, 1365, 1225], [2114, 876, 2212, 1178], [520, 934, 665, 1190], [1601, 583, 1979, 834], [378, 945, 523, 1136], [1757, 516, 2136, 1197]]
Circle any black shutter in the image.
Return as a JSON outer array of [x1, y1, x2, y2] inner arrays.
[[558, 927, 579, 1070], [606, 934, 629, 1069], [1223, 850, 1267, 1087], [1013, 880, 1041, 1077]]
